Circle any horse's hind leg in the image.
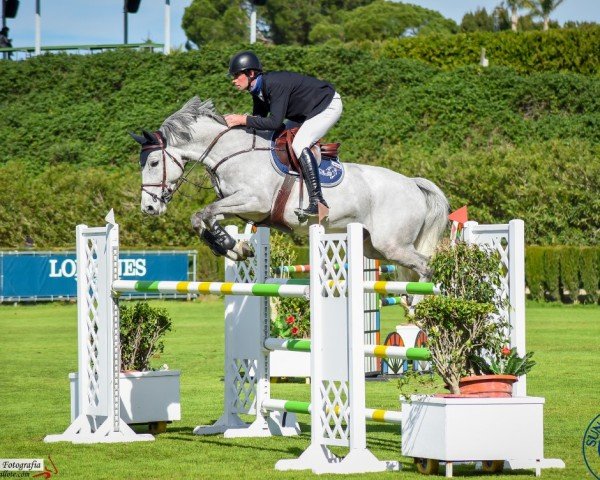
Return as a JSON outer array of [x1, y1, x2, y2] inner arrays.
[[375, 243, 432, 281], [371, 243, 433, 312]]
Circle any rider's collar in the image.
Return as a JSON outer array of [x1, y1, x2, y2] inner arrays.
[[249, 73, 263, 96]]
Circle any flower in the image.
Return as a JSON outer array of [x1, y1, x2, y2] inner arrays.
[[271, 312, 309, 339], [501, 346, 511, 356]]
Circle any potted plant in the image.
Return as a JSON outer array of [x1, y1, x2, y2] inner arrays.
[[413, 239, 514, 395], [70, 301, 181, 433], [402, 241, 548, 475], [463, 346, 536, 397]]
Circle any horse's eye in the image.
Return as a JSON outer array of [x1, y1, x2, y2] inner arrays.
[[150, 160, 160, 168]]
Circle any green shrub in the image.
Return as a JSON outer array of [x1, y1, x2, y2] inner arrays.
[[373, 27, 600, 74], [559, 246, 580, 302], [415, 240, 509, 393], [525, 247, 546, 301], [579, 247, 599, 303], [544, 248, 561, 300], [120, 301, 173, 371]]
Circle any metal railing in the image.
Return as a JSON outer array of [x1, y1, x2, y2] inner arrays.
[[0, 42, 163, 60]]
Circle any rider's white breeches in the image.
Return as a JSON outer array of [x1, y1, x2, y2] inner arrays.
[[292, 92, 343, 160]]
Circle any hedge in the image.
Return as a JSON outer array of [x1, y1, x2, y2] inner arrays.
[[525, 246, 600, 304], [0, 39, 598, 298], [371, 27, 600, 74]]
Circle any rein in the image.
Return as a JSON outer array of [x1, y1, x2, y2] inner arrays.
[[140, 127, 272, 204]]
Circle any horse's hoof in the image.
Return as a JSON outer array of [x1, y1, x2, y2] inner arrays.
[[224, 250, 243, 261], [238, 240, 254, 258], [230, 240, 253, 259]]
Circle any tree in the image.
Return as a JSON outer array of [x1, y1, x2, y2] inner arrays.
[[182, 0, 457, 46], [461, 8, 495, 32], [262, 0, 373, 45], [530, 0, 565, 31], [504, 0, 533, 31], [311, 1, 458, 43], [493, 6, 512, 31], [182, 0, 252, 46]]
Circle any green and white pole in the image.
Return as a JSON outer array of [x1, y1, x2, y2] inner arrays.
[[262, 399, 403, 425], [364, 281, 440, 295], [112, 280, 309, 298], [265, 337, 430, 361]]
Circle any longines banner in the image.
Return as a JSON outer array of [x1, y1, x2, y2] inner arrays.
[[0, 251, 192, 301]]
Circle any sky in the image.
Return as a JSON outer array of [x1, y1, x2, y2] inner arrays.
[[3, 0, 600, 50]]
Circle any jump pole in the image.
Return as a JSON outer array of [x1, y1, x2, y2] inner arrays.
[[261, 399, 404, 425], [264, 337, 432, 361]]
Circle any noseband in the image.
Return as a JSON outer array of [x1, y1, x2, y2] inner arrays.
[[140, 132, 185, 204]]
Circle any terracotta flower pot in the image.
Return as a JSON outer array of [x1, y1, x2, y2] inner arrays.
[[458, 374, 517, 398]]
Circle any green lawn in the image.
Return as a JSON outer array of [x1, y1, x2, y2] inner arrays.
[[0, 301, 597, 480]]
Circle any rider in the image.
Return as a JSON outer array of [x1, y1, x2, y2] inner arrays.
[[224, 50, 343, 220]]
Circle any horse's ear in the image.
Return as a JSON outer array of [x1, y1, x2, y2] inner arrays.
[[142, 130, 159, 144], [129, 131, 147, 145]]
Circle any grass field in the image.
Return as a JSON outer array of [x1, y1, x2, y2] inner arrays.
[[0, 300, 598, 480]]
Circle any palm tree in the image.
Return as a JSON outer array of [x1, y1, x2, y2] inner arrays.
[[531, 0, 565, 30], [504, 0, 533, 31]]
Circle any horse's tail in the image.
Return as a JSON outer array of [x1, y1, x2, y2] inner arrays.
[[413, 177, 449, 258]]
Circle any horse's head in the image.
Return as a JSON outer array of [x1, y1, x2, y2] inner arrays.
[[130, 97, 228, 216], [130, 129, 186, 216]]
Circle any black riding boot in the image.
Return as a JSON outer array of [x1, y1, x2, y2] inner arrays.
[[294, 148, 329, 221]]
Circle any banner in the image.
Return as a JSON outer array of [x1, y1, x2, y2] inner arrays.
[[0, 251, 193, 301]]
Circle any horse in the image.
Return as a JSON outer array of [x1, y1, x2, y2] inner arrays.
[[130, 96, 449, 281]]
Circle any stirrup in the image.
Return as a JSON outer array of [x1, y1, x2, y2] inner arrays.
[[294, 201, 329, 223]]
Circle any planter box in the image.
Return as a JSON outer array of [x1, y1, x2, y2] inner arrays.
[[70, 370, 181, 424], [401, 395, 564, 476], [269, 350, 310, 378]]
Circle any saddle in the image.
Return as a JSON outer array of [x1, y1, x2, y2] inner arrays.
[[273, 127, 341, 173], [259, 127, 341, 233]]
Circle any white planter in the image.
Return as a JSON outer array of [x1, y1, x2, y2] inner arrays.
[[70, 370, 181, 424], [269, 350, 310, 378], [401, 395, 564, 476]]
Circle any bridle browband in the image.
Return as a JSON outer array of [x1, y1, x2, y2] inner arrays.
[[139, 126, 273, 204]]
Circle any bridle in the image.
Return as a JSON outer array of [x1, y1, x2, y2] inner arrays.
[[139, 126, 273, 204], [140, 132, 185, 204]]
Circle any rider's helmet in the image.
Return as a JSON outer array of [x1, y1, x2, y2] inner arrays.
[[228, 51, 262, 77]]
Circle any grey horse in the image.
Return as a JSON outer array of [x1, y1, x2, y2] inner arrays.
[[131, 97, 449, 280]]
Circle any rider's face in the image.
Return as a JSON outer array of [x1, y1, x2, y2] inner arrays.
[[232, 71, 252, 91]]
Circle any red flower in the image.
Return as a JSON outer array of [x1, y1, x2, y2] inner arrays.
[[286, 315, 295, 325], [501, 346, 511, 356], [291, 327, 299, 336]]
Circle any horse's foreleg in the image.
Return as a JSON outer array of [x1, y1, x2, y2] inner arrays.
[[191, 194, 266, 261]]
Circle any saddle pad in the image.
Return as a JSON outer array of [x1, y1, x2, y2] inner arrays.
[[269, 141, 345, 188]]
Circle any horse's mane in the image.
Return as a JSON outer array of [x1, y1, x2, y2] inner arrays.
[[160, 96, 227, 144]]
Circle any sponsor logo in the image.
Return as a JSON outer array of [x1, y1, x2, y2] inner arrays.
[[49, 258, 147, 278], [583, 414, 600, 480]]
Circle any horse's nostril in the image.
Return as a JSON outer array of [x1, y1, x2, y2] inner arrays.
[[147, 205, 155, 212]]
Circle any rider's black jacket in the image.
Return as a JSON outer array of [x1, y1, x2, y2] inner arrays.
[[245, 71, 335, 131]]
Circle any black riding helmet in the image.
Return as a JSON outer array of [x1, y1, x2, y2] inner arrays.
[[229, 51, 262, 77]]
